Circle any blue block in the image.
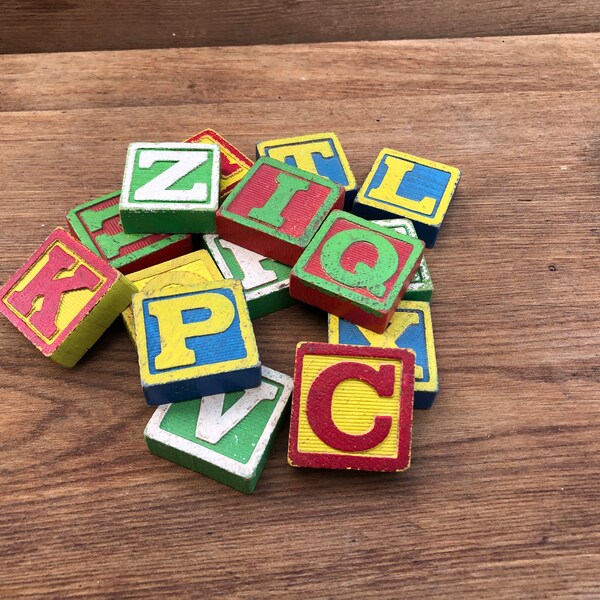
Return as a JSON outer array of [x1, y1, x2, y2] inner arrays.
[[328, 301, 439, 409], [132, 279, 261, 405]]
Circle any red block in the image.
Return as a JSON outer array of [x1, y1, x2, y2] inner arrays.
[[216, 157, 344, 266], [288, 342, 415, 472], [290, 211, 424, 333], [186, 129, 253, 199], [0, 228, 136, 366]]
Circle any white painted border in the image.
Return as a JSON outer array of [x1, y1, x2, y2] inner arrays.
[[144, 366, 293, 479], [121, 142, 220, 212], [203, 234, 291, 303]]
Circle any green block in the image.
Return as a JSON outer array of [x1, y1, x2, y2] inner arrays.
[[120, 143, 220, 234], [203, 234, 297, 319], [144, 367, 293, 494], [374, 218, 434, 301], [67, 190, 190, 272]]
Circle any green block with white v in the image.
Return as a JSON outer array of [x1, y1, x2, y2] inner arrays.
[[144, 367, 293, 494], [120, 142, 220, 234], [203, 234, 297, 319]]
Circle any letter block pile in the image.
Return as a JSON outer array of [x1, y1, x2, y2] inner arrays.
[[0, 128, 460, 493]]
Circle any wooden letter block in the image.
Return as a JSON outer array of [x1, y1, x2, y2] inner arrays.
[[203, 234, 295, 319], [373, 218, 433, 301], [216, 156, 344, 266], [353, 149, 461, 247], [256, 132, 356, 209], [132, 279, 261, 405], [329, 300, 438, 409], [290, 211, 424, 333], [122, 250, 224, 341], [67, 190, 193, 274], [186, 129, 253, 200], [0, 228, 136, 367], [120, 142, 220, 234], [145, 366, 293, 494], [288, 342, 414, 472]]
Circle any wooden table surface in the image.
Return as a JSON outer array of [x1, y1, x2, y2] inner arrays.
[[0, 34, 599, 598]]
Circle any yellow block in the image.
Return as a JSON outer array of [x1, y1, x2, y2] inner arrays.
[[133, 278, 259, 386], [122, 250, 223, 341], [296, 353, 403, 458], [357, 148, 461, 226]]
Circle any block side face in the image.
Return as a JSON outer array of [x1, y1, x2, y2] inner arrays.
[[120, 143, 220, 214], [216, 211, 306, 267], [288, 342, 414, 472], [292, 211, 424, 314], [218, 157, 344, 248], [0, 228, 119, 355], [145, 367, 292, 490], [256, 132, 356, 193], [133, 280, 260, 386], [67, 190, 191, 270], [50, 274, 137, 367], [356, 148, 461, 227]]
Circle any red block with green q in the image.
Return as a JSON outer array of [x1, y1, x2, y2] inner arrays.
[[216, 157, 344, 266], [290, 211, 425, 333]]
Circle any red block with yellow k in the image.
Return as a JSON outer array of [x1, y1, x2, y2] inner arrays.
[[288, 342, 415, 472], [0, 228, 136, 367]]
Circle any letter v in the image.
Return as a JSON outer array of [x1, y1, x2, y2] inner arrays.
[[195, 382, 278, 444]]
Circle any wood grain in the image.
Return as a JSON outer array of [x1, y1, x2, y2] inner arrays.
[[0, 34, 599, 598], [2, 0, 600, 54]]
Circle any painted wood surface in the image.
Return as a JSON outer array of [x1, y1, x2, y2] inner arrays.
[[2, 0, 600, 54], [288, 342, 415, 471], [290, 210, 424, 333], [132, 278, 261, 404], [217, 156, 344, 266], [0, 35, 599, 598], [120, 142, 220, 234]]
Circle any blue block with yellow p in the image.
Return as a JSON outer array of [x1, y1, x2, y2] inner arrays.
[[352, 148, 461, 247], [328, 300, 439, 409], [132, 279, 261, 405]]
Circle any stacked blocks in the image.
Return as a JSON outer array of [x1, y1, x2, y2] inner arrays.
[[373, 218, 433, 301], [132, 279, 261, 405], [203, 234, 295, 319], [186, 129, 253, 200], [329, 301, 438, 409], [145, 366, 293, 494], [290, 210, 424, 333], [216, 156, 344, 266], [0, 228, 136, 367], [120, 143, 220, 234], [353, 149, 461, 247], [67, 190, 193, 274], [122, 250, 224, 341], [256, 132, 356, 209], [288, 342, 415, 472]]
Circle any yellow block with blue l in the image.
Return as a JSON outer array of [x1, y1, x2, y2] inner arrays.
[[352, 148, 461, 247], [132, 278, 261, 405], [256, 132, 357, 209], [328, 300, 438, 409]]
